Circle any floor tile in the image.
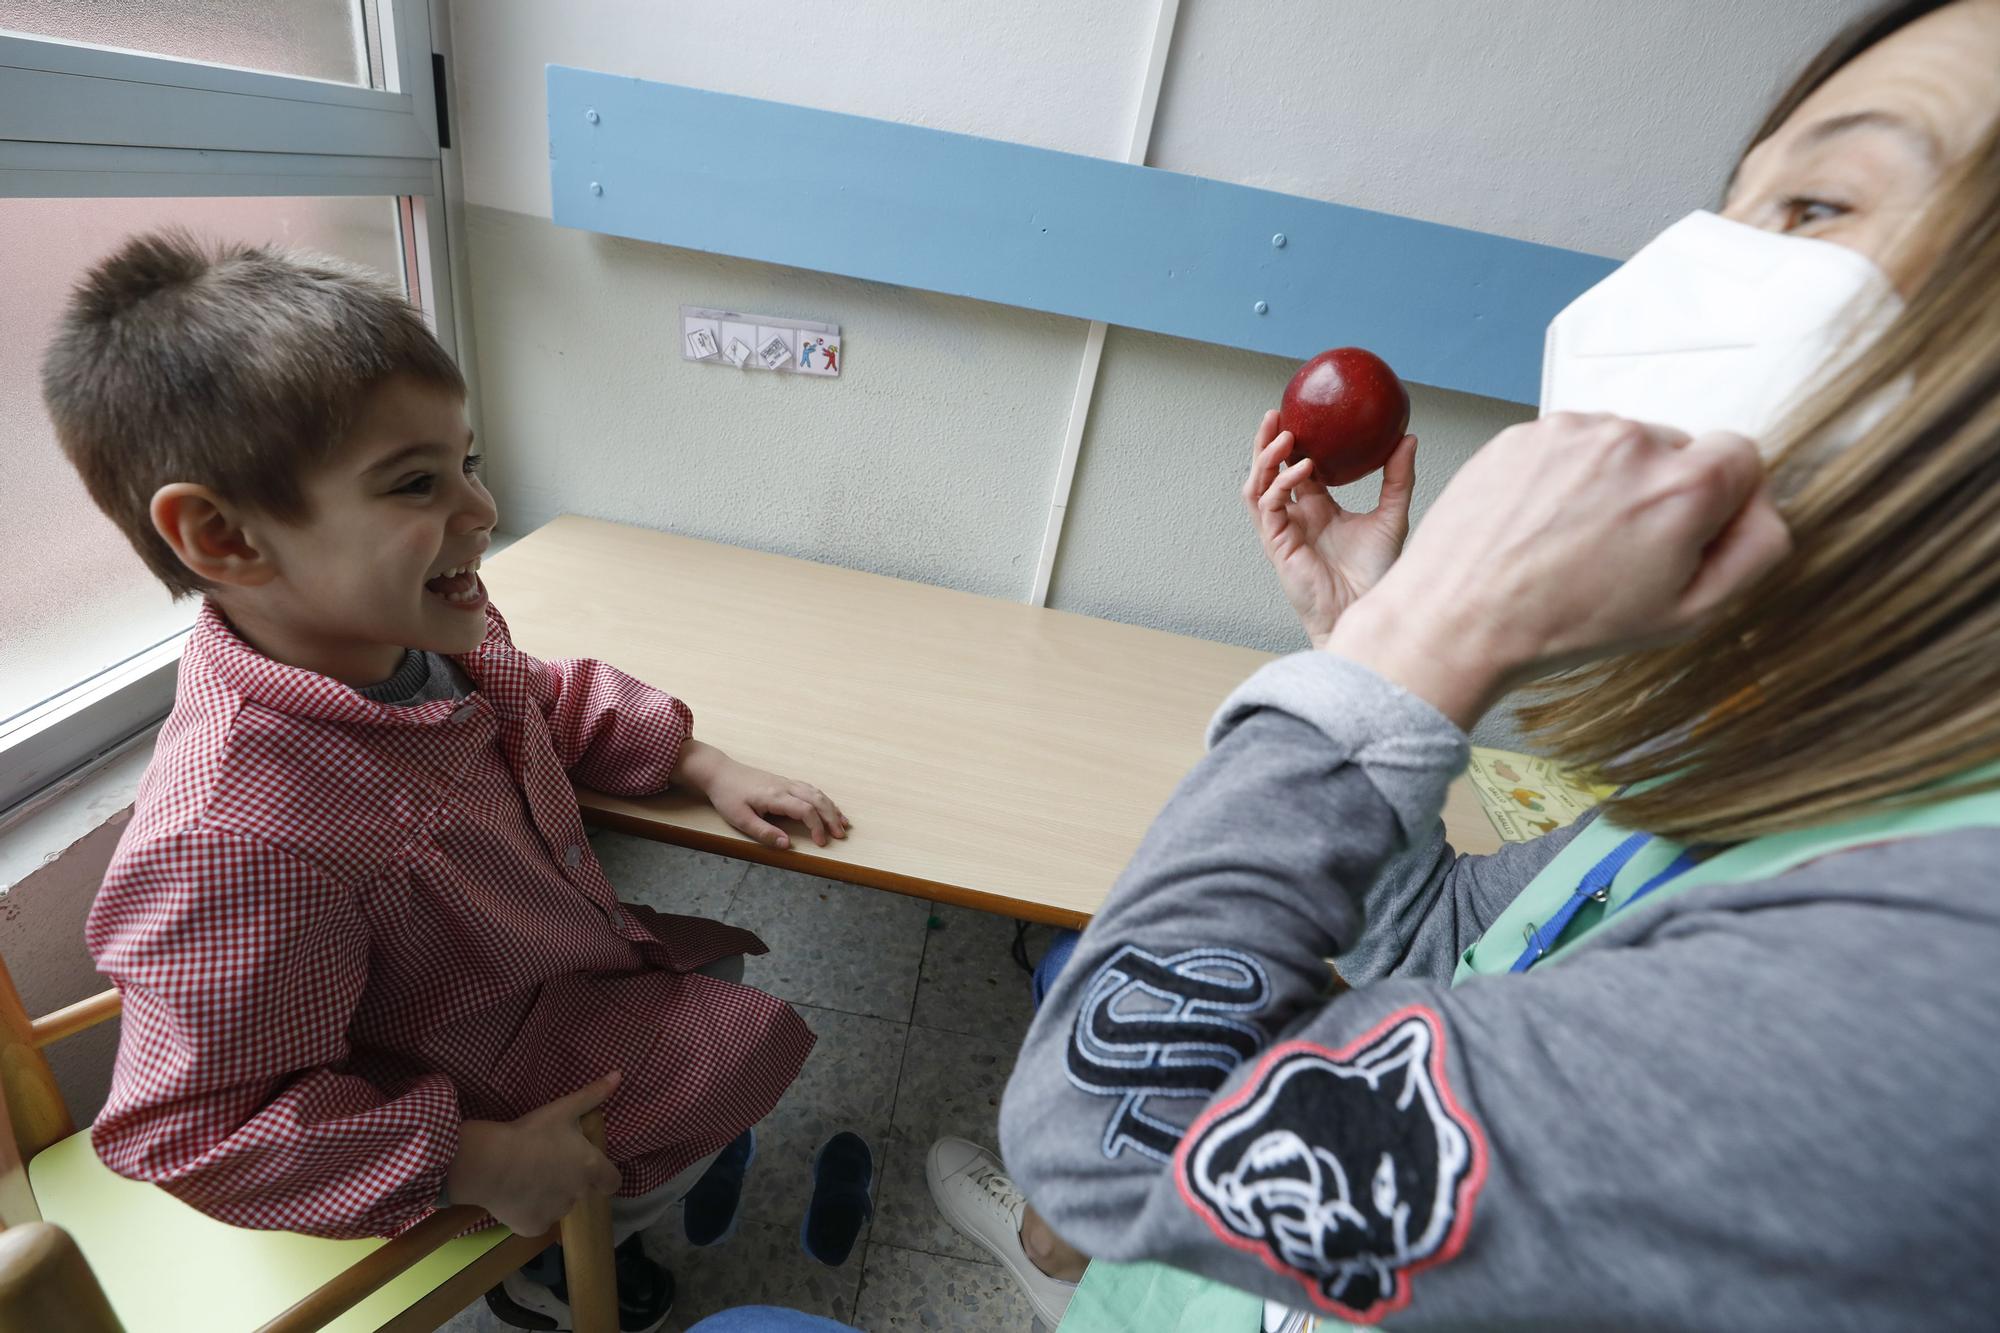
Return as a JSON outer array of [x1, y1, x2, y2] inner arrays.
[[591, 830, 750, 921], [435, 1293, 506, 1333], [728, 865, 930, 1022], [855, 1240, 1042, 1331], [737, 1003, 903, 1238], [871, 1025, 1017, 1265], [911, 903, 1061, 1044], [643, 1214, 865, 1331]]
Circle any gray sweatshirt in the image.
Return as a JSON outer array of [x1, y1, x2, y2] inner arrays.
[[999, 652, 2000, 1330]]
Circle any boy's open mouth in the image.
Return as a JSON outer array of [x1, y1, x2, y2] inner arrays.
[[425, 557, 485, 607]]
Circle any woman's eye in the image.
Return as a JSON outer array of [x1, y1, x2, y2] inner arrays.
[[1780, 195, 1850, 231], [463, 452, 484, 474]]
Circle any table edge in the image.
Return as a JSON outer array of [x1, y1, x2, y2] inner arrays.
[[580, 806, 1097, 931]]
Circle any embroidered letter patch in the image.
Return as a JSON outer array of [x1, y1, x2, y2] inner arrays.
[[1065, 945, 1270, 1162], [1175, 1008, 1486, 1322]]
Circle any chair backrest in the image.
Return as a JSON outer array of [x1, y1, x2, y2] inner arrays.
[[0, 935, 616, 1333], [0, 945, 122, 1223], [0, 953, 133, 1326], [0, 1221, 122, 1332]]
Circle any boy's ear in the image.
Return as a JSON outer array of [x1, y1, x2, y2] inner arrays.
[[149, 484, 277, 588]]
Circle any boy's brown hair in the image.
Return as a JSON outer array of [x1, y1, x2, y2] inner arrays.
[[41, 228, 466, 599]]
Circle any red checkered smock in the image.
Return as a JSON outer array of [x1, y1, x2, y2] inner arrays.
[[86, 598, 815, 1239]]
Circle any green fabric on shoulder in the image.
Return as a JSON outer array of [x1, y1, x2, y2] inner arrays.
[[1058, 1259, 1263, 1333]]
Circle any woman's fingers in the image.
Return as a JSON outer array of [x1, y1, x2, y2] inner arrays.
[[1674, 430, 1766, 529], [1242, 414, 1279, 506], [1252, 409, 1280, 457], [1259, 457, 1314, 512], [1343, 413, 1793, 702], [1675, 480, 1793, 623], [1245, 425, 1293, 511], [1375, 435, 1419, 533]]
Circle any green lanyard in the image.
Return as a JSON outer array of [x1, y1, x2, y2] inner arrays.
[[1457, 760, 2000, 984]]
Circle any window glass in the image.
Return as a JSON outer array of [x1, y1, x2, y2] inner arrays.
[[0, 195, 404, 726], [0, 0, 388, 89]]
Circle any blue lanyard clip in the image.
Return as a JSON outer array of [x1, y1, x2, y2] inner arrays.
[[1509, 833, 1706, 974]]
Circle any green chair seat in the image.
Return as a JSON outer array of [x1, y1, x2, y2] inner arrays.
[[29, 1128, 510, 1332]]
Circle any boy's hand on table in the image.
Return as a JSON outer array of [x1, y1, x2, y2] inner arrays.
[[674, 739, 850, 850], [446, 1071, 624, 1236]]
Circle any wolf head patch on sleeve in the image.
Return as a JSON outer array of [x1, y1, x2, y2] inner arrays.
[[1175, 1008, 1486, 1322]]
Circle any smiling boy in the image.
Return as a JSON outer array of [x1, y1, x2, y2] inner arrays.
[[43, 231, 847, 1331]]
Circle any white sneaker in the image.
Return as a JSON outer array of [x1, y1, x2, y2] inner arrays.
[[925, 1137, 1077, 1329]]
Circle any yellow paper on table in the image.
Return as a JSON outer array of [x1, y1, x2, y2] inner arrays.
[[1466, 746, 1617, 842]]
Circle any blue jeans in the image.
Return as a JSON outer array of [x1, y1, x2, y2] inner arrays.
[[1032, 928, 1081, 1009], [685, 1308, 859, 1332]]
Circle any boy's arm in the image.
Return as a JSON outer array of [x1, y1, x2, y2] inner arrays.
[[87, 827, 460, 1239], [521, 651, 693, 796], [517, 647, 849, 849]]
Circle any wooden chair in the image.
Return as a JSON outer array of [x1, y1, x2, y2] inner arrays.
[[0, 952, 619, 1333]]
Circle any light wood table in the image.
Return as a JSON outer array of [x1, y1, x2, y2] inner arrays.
[[485, 516, 1501, 929]]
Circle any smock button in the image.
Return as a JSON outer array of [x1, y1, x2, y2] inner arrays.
[[564, 843, 583, 869], [450, 702, 477, 723]]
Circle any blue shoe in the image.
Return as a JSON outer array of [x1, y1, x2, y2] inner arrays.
[[683, 1129, 756, 1247], [800, 1131, 874, 1267]]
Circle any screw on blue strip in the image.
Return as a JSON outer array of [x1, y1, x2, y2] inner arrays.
[[548, 66, 1617, 405]]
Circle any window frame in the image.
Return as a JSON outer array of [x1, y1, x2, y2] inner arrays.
[[0, 0, 462, 818]]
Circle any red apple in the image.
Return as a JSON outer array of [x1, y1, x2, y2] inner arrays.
[[1277, 347, 1411, 486]]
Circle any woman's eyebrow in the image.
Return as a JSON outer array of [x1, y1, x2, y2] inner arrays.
[[1794, 110, 1942, 165]]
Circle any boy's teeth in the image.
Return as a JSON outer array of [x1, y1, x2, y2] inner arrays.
[[425, 563, 482, 602], [424, 556, 483, 592]]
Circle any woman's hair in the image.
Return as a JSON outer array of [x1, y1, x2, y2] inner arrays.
[[1518, 0, 2000, 843]]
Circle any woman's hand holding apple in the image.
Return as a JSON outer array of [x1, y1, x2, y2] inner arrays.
[[1245, 408, 1419, 650]]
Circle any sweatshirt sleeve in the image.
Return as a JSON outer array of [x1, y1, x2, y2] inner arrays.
[[519, 650, 694, 796], [998, 651, 2000, 1328], [1334, 812, 1591, 987], [87, 827, 460, 1239]]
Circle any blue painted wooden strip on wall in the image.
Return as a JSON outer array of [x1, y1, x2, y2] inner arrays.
[[548, 66, 1617, 405]]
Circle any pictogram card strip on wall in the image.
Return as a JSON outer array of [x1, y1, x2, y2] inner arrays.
[[682, 305, 840, 377]]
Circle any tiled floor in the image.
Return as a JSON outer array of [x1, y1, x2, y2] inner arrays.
[[439, 832, 1064, 1333]]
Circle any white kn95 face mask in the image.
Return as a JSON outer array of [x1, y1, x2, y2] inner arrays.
[[1540, 210, 1907, 455]]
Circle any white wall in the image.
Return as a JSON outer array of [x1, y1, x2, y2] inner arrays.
[[1147, 0, 1868, 258], [446, 0, 1875, 747], [453, 0, 1877, 257], [0, 754, 149, 1122], [452, 2, 1163, 218]]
